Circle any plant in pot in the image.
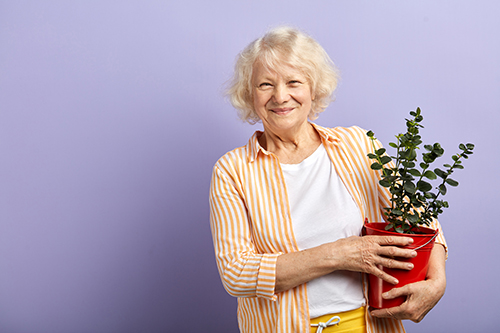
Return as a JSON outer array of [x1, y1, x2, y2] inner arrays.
[[364, 107, 474, 309]]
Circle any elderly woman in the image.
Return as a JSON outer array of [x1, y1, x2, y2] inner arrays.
[[209, 26, 446, 333]]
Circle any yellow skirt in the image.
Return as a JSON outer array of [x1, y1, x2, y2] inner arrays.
[[310, 306, 366, 333]]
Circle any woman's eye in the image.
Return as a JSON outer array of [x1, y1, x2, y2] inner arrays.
[[288, 80, 301, 86], [258, 83, 272, 89]]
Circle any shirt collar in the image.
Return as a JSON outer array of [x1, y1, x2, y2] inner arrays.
[[246, 122, 340, 163]]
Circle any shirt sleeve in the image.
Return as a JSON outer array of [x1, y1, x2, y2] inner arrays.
[[209, 164, 280, 301]]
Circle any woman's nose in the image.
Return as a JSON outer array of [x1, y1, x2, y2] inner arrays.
[[272, 85, 290, 104]]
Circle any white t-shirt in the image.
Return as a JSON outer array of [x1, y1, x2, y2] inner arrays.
[[280, 143, 365, 318]]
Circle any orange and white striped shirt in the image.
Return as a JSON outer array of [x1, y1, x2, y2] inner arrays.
[[209, 123, 447, 333]]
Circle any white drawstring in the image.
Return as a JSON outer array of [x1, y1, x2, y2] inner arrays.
[[311, 315, 340, 333]]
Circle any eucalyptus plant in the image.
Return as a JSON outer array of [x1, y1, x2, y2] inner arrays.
[[366, 107, 474, 234]]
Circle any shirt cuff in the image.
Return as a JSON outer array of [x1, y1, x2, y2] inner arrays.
[[256, 253, 282, 301]]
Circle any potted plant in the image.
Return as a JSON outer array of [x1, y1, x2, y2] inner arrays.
[[364, 107, 474, 308]]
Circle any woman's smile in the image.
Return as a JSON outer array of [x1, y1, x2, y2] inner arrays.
[[270, 107, 294, 115]]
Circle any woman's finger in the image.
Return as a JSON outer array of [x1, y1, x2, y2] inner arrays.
[[377, 256, 415, 271], [369, 235, 414, 247], [370, 305, 405, 320], [369, 264, 400, 285], [377, 245, 417, 259], [382, 284, 412, 299], [366, 235, 418, 259]]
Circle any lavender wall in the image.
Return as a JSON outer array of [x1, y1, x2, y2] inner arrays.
[[1, 1, 498, 332]]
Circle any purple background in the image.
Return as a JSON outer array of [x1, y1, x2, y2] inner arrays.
[[1, 1, 499, 332]]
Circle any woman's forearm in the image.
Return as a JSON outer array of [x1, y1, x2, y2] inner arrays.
[[426, 243, 447, 290], [274, 235, 417, 294], [275, 244, 334, 294]]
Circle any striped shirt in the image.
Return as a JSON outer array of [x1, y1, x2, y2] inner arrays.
[[209, 123, 447, 333]]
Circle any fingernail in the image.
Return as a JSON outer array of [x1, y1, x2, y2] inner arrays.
[[408, 238, 414, 244], [407, 263, 414, 269], [382, 292, 389, 298], [393, 278, 399, 285], [411, 251, 417, 257]]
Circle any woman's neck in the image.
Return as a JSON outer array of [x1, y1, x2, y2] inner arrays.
[[258, 122, 322, 164]]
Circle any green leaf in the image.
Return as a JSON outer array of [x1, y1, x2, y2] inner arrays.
[[454, 164, 464, 169], [425, 192, 436, 199], [367, 153, 377, 159], [367, 130, 374, 138], [407, 213, 419, 223], [379, 179, 391, 188], [382, 168, 394, 175], [409, 127, 419, 135], [466, 143, 475, 150], [446, 178, 459, 187], [402, 161, 416, 168], [439, 184, 447, 195], [417, 180, 433, 192], [423, 170, 437, 180], [386, 176, 399, 183], [459, 143, 466, 150], [371, 162, 382, 170], [389, 142, 398, 148], [433, 144, 444, 156], [376, 148, 386, 155], [404, 181, 416, 193], [420, 162, 429, 169], [422, 153, 435, 164], [408, 169, 421, 177], [435, 168, 447, 179], [380, 156, 392, 165], [409, 149, 417, 160], [392, 209, 403, 216], [400, 172, 414, 181]]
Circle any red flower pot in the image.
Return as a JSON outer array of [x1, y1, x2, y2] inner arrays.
[[363, 222, 438, 309]]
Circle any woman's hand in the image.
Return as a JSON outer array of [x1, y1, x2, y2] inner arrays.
[[370, 244, 447, 322], [329, 235, 417, 285]]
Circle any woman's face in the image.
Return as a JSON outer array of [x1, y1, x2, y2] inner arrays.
[[251, 61, 313, 135]]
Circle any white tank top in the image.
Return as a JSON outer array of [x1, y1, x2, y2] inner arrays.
[[280, 143, 365, 318]]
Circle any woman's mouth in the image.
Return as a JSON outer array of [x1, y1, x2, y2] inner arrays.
[[270, 107, 294, 115]]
